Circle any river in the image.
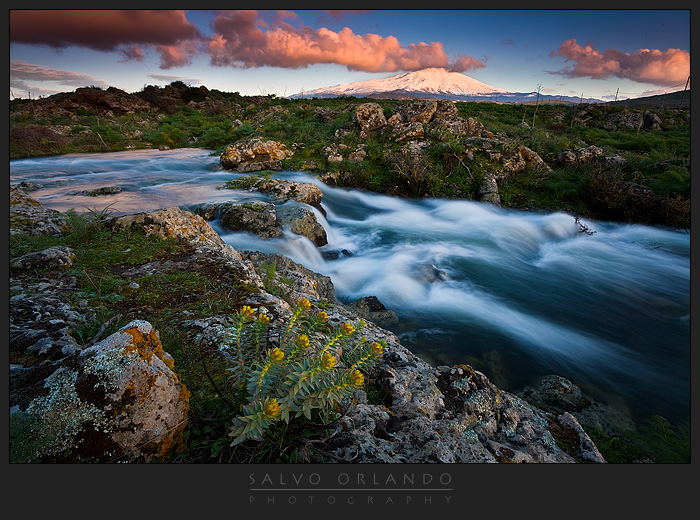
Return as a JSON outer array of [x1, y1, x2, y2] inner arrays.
[[10, 148, 691, 427]]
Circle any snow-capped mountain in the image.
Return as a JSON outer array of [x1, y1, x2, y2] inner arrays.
[[296, 67, 510, 98], [290, 67, 603, 104]]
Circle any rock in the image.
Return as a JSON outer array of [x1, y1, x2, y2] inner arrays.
[[355, 102, 387, 138], [392, 121, 425, 143], [10, 246, 76, 270], [13, 181, 42, 191], [393, 99, 438, 124], [555, 412, 607, 463], [111, 206, 228, 249], [556, 145, 604, 166], [223, 176, 323, 208], [10, 320, 190, 462], [109, 206, 262, 288], [241, 251, 336, 304], [501, 145, 553, 174], [518, 375, 636, 436], [71, 186, 123, 196], [347, 147, 367, 163], [344, 295, 399, 327], [479, 172, 501, 205], [205, 201, 282, 239], [276, 204, 328, 246], [195, 199, 328, 245], [433, 99, 459, 120], [321, 249, 353, 260], [10, 186, 68, 236], [220, 138, 294, 172]]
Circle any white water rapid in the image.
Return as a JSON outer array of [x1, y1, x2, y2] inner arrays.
[[10, 148, 691, 425]]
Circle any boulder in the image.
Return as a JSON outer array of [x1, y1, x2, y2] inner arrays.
[[393, 99, 438, 124], [110, 206, 262, 287], [223, 176, 323, 208], [344, 295, 399, 327], [392, 121, 425, 143], [196, 201, 282, 239], [276, 204, 328, 246], [220, 138, 294, 172], [518, 374, 636, 436], [556, 145, 604, 166], [479, 172, 501, 205], [11, 246, 76, 270], [10, 186, 68, 236], [10, 320, 190, 462], [355, 102, 387, 138]]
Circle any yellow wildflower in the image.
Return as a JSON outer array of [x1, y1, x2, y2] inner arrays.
[[352, 370, 365, 386], [270, 347, 284, 362], [297, 334, 310, 348], [264, 399, 280, 417], [257, 313, 271, 325], [240, 305, 255, 321], [318, 311, 328, 321], [371, 342, 384, 356], [298, 298, 311, 311], [321, 353, 336, 369], [340, 322, 354, 335]]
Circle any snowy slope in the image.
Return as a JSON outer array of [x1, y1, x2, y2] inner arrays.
[[297, 68, 511, 98]]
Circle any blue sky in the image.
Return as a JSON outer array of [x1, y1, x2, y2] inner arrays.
[[9, 9, 691, 102]]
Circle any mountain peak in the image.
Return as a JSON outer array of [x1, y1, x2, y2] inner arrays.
[[295, 67, 511, 99]]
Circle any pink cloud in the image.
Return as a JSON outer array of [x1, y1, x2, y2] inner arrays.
[[553, 39, 690, 86], [449, 54, 486, 73], [10, 10, 202, 67], [10, 60, 108, 88], [205, 10, 480, 73]]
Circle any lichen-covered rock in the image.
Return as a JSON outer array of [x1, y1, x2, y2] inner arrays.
[[200, 201, 283, 239], [223, 176, 324, 208], [479, 172, 501, 205], [111, 206, 227, 250], [110, 206, 262, 289], [276, 204, 328, 246], [356, 102, 387, 138], [10, 246, 76, 270], [392, 121, 425, 143], [241, 251, 336, 304], [220, 138, 294, 172], [393, 99, 438, 124], [10, 320, 190, 462], [556, 145, 604, 166], [10, 186, 68, 236]]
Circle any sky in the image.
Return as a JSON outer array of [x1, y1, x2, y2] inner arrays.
[[9, 9, 692, 102]]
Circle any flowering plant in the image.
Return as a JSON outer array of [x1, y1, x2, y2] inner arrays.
[[220, 299, 384, 446]]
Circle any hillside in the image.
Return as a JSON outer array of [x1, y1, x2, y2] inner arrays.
[[9, 81, 691, 229]]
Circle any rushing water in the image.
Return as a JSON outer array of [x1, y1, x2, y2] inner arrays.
[[10, 148, 691, 426]]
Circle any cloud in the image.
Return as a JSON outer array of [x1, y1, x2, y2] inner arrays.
[[148, 73, 203, 85], [205, 10, 481, 73], [10, 60, 108, 88], [448, 55, 486, 73], [552, 39, 690, 86], [10, 10, 203, 68], [10, 9, 485, 75]]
